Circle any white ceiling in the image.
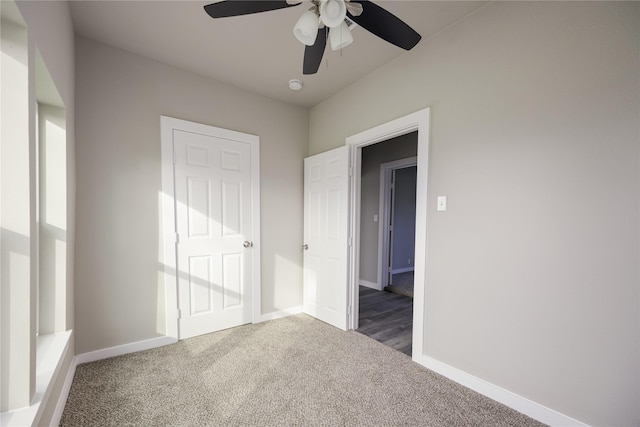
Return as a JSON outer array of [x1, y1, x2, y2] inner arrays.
[[70, 1, 487, 108]]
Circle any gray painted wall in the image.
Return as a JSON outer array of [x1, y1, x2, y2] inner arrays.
[[12, 1, 640, 425], [360, 133, 417, 284], [391, 166, 417, 272], [311, 2, 639, 425], [74, 37, 308, 354]]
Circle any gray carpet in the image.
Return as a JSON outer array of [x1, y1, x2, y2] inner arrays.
[[60, 315, 545, 427]]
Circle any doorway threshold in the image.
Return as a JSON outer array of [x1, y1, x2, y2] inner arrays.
[[357, 286, 413, 356]]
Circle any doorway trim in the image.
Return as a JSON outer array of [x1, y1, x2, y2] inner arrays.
[[379, 157, 418, 290], [346, 108, 430, 361]]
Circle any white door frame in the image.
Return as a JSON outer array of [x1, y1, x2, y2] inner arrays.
[[160, 116, 261, 340], [346, 108, 430, 361], [378, 157, 417, 289]]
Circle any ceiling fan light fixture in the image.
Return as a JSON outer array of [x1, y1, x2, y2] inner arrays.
[[294, 9, 320, 46], [319, 0, 346, 28], [329, 21, 353, 51], [204, 0, 422, 75]]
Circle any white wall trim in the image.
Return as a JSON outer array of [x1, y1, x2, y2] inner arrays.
[[345, 108, 430, 361], [391, 267, 414, 275], [160, 116, 180, 340], [0, 331, 72, 427], [416, 355, 590, 427], [49, 336, 176, 426], [49, 356, 77, 427], [75, 336, 177, 365], [248, 137, 262, 324], [256, 306, 303, 323], [378, 157, 418, 289], [48, 334, 588, 427], [359, 279, 380, 290]]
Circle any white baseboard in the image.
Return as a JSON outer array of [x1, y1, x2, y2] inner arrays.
[[391, 267, 414, 274], [50, 336, 176, 426], [1, 332, 73, 427], [359, 279, 380, 290], [50, 356, 77, 427], [256, 305, 303, 323], [415, 355, 589, 427], [75, 336, 177, 365], [48, 328, 587, 427]]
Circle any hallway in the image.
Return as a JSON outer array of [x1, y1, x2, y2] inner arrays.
[[357, 286, 413, 356]]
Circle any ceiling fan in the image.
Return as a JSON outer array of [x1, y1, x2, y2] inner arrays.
[[204, 0, 421, 75]]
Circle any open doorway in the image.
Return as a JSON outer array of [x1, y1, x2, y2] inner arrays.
[[345, 108, 430, 362], [355, 132, 417, 355], [381, 160, 417, 296]]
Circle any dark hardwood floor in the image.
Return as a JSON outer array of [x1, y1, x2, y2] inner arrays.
[[357, 286, 413, 356]]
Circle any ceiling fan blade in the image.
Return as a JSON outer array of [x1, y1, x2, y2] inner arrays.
[[204, 1, 300, 19], [347, 0, 421, 50], [303, 27, 328, 75]]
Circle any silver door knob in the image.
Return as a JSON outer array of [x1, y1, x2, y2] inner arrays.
[[303, 244, 309, 250], [243, 241, 253, 248]]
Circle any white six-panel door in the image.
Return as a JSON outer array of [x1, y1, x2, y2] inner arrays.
[[303, 146, 350, 330], [166, 118, 258, 340]]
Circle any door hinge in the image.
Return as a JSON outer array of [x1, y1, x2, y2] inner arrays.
[[175, 233, 180, 244], [347, 305, 352, 316], [348, 236, 353, 247], [176, 309, 182, 319]]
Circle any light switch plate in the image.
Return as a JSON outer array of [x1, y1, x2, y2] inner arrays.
[[437, 196, 447, 211]]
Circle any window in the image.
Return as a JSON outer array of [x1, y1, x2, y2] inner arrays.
[[1, 3, 71, 424], [1, 3, 34, 412], [36, 50, 68, 336]]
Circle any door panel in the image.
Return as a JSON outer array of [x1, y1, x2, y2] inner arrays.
[[222, 253, 242, 308], [187, 177, 211, 237], [173, 127, 253, 339], [189, 255, 213, 315], [303, 146, 350, 330]]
